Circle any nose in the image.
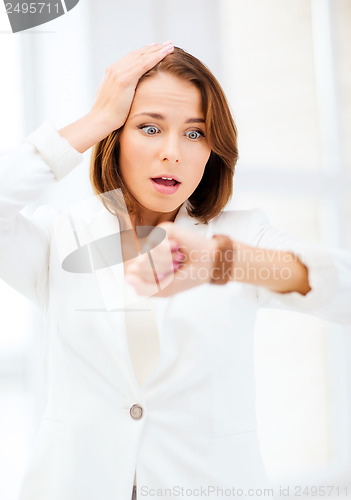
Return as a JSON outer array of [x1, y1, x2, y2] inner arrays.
[[159, 134, 181, 164]]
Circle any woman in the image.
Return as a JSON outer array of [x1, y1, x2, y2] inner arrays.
[[0, 41, 350, 500]]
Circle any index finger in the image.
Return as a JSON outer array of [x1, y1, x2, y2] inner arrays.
[[139, 41, 174, 63]]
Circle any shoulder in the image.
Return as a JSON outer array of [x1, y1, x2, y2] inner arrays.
[[209, 207, 271, 245], [22, 204, 61, 242]]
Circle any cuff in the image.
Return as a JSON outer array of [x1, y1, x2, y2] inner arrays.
[[258, 243, 339, 312], [24, 121, 84, 181]]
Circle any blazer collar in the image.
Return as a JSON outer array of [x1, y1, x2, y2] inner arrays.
[[83, 197, 210, 241], [172, 199, 209, 236]]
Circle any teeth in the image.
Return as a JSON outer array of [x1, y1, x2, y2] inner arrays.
[[161, 177, 173, 180]]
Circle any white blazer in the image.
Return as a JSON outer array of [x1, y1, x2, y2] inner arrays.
[[1, 122, 351, 500]]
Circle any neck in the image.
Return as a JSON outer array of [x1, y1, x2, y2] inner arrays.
[[129, 205, 183, 229]]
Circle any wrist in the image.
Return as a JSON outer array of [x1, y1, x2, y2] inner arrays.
[[86, 111, 122, 138], [209, 234, 235, 285], [58, 112, 121, 154]]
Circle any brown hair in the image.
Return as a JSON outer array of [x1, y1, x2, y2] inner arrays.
[[89, 47, 238, 224]]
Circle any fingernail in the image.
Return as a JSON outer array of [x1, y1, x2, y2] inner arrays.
[[149, 42, 158, 46], [171, 243, 180, 252], [174, 251, 186, 262], [173, 261, 181, 272], [162, 40, 173, 46]]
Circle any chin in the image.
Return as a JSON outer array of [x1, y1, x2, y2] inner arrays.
[[142, 198, 182, 213]]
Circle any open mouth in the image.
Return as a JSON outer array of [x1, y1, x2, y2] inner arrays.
[[150, 177, 181, 194], [151, 177, 180, 186]]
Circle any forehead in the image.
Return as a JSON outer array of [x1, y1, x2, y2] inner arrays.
[[130, 73, 204, 118]]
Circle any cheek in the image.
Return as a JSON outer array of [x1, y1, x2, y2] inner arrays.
[[119, 136, 142, 174], [124, 136, 155, 166], [188, 161, 208, 189], [192, 151, 210, 183], [186, 143, 210, 164], [196, 149, 211, 174]]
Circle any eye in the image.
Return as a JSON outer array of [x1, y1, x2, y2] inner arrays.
[[139, 125, 159, 135], [186, 130, 205, 140]]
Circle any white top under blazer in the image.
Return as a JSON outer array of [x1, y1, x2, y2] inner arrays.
[[124, 295, 160, 487], [0, 121, 351, 500]]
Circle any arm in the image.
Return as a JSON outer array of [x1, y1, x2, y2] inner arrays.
[[244, 209, 351, 324], [0, 125, 83, 308], [125, 213, 351, 325], [57, 112, 114, 154], [0, 43, 174, 308], [229, 242, 311, 295]]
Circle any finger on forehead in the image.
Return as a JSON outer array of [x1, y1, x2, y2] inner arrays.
[[140, 40, 174, 55], [138, 43, 163, 54], [140, 50, 168, 65]]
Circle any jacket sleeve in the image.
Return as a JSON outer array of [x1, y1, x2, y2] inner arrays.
[[0, 121, 84, 310], [248, 208, 351, 325]]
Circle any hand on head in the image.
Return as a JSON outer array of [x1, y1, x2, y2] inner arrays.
[[91, 42, 175, 133]]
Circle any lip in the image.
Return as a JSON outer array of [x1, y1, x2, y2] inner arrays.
[[152, 174, 181, 183], [150, 178, 181, 195]]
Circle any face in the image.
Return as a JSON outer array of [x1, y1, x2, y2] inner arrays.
[[118, 72, 211, 225]]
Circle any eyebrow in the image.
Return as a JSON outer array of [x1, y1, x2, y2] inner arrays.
[[130, 112, 205, 124]]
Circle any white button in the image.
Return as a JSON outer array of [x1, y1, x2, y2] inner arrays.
[[130, 404, 143, 420]]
